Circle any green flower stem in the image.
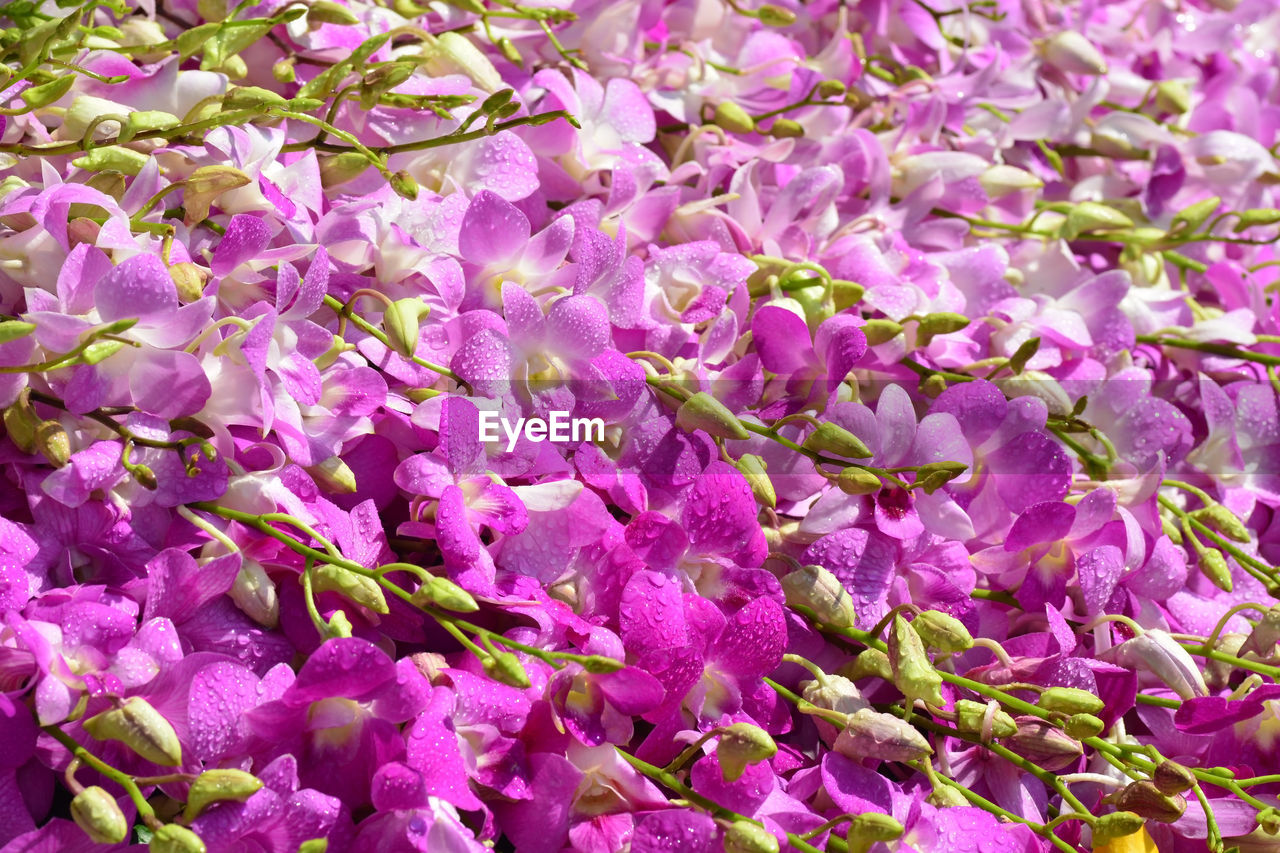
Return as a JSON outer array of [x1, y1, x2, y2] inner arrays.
[[42, 725, 160, 829], [27, 390, 205, 452], [300, 560, 329, 637], [617, 751, 836, 853], [1158, 494, 1278, 587], [281, 109, 579, 155], [1135, 334, 1280, 366], [1197, 601, 1269, 656]]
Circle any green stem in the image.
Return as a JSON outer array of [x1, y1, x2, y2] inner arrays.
[[43, 725, 160, 829]]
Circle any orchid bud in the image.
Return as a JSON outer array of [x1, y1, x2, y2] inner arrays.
[[497, 37, 522, 66], [325, 610, 353, 638], [149, 824, 207, 853], [835, 707, 933, 762], [888, 614, 944, 707], [1063, 713, 1105, 739], [20, 74, 75, 110], [222, 85, 287, 110], [927, 785, 970, 808], [72, 146, 149, 175], [803, 422, 873, 459], [272, 58, 296, 83], [756, 4, 795, 26], [802, 673, 869, 715], [1190, 504, 1251, 543], [733, 453, 775, 508], [1198, 548, 1233, 592], [230, 558, 279, 628], [915, 312, 970, 343], [845, 813, 904, 847], [169, 262, 208, 302], [979, 164, 1042, 198], [183, 769, 263, 820], [781, 564, 856, 628], [1153, 760, 1196, 795], [319, 152, 372, 188], [35, 420, 70, 467], [1234, 208, 1280, 230], [1093, 812, 1145, 845], [717, 723, 777, 782], [308, 0, 360, 25], [837, 467, 882, 496], [861, 319, 903, 346], [723, 821, 779, 853], [770, 119, 804, 138], [921, 374, 948, 398], [1258, 807, 1280, 834], [483, 651, 531, 689], [1007, 336, 1042, 375], [1042, 30, 1108, 75], [389, 171, 419, 201], [410, 575, 479, 613], [311, 564, 389, 614], [995, 371, 1073, 416], [81, 339, 126, 366], [1005, 717, 1083, 771], [429, 31, 504, 92], [84, 697, 183, 766], [580, 656, 625, 674], [831, 279, 863, 310], [218, 55, 249, 79], [1115, 780, 1186, 823], [183, 165, 252, 224], [382, 297, 430, 359], [3, 392, 39, 453], [911, 611, 973, 653], [0, 320, 33, 344], [1155, 80, 1191, 114], [953, 699, 1017, 739], [713, 101, 756, 134], [1062, 202, 1133, 240], [305, 456, 358, 494], [71, 786, 128, 844], [675, 392, 750, 440], [1169, 196, 1221, 235], [816, 79, 846, 99], [1036, 686, 1105, 716], [841, 648, 892, 681]]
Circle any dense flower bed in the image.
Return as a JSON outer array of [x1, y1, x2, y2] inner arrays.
[[0, 0, 1279, 850]]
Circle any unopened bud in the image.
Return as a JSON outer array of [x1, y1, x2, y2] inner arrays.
[[1007, 336, 1042, 374], [713, 101, 756, 134], [183, 769, 263, 820], [1036, 686, 1105, 716], [915, 312, 971, 343], [1257, 807, 1280, 834], [756, 4, 795, 26], [36, 420, 70, 467], [230, 559, 279, 628], [841, 648, 892, 681], [1234, 208, 1280, 231], [1063, 713, 1105, 739], [382, 297, 430, 359], [298, 841, 328, 853], [0, 321, 35, 344], [389, 170, 418, 201], [802, 673, 869, 715], [781, 564, 856, 629], [835, 707, 933, 762], [1062, 202, 1133, 240], [837, 467, 883, 496], [183, 165, 252, 224], [169, 262, 208, 302], [311, 563, 389, 614], [675, 392, 750, 440], [319, 152, 372, 188], [483, 651, 531, 689], [84, 697, 183, 766], [733, 453, 775, 508], [410, 575, 479, 613], [149, 823, 207, 853], [580, 655, 625, 674], [1042, 30, 1108, 75], [803, 422, 873, 459], [1155, 80, 1191, 115], [911, 611, 973, 653], [845, 813, 904, 845], [1115, 780, 1186, 823], [222, 85, 288, 110], [769, 118, 804, 138], [81, 339, 125, 366], [921, 374, 948, 398], [1153, 760, 1196, 795], [306, 455, 357, 494], [916, 460, 969, 494], [1093, 812, 1146, 845], [20, 75, 75, 110], [817, 79, 846, 99], [1190, 504, 1251, 543], [1198, 548, 1233, 592], [953, 699, 1017, 739], [723, 821, 779, 853], [979, 164, 1043, 198], [831, 279, 863, 310], [325, 610, 353, 638], [1005, 717, 1083, 771], [1170, 196, 1221, 234], [272, 58, 296, 83], [497, 37, 522, 66], [717, 723, 777, 782], [888, 614, 944, 707], [995, 370, 1074, 417], [927, 785, 969, 808], [72, 145, 150, 175], [71, 786, 128, 844], [3, 392, 39, 453], [308, 0, 360, 25], [861, 319, 902, 346]]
